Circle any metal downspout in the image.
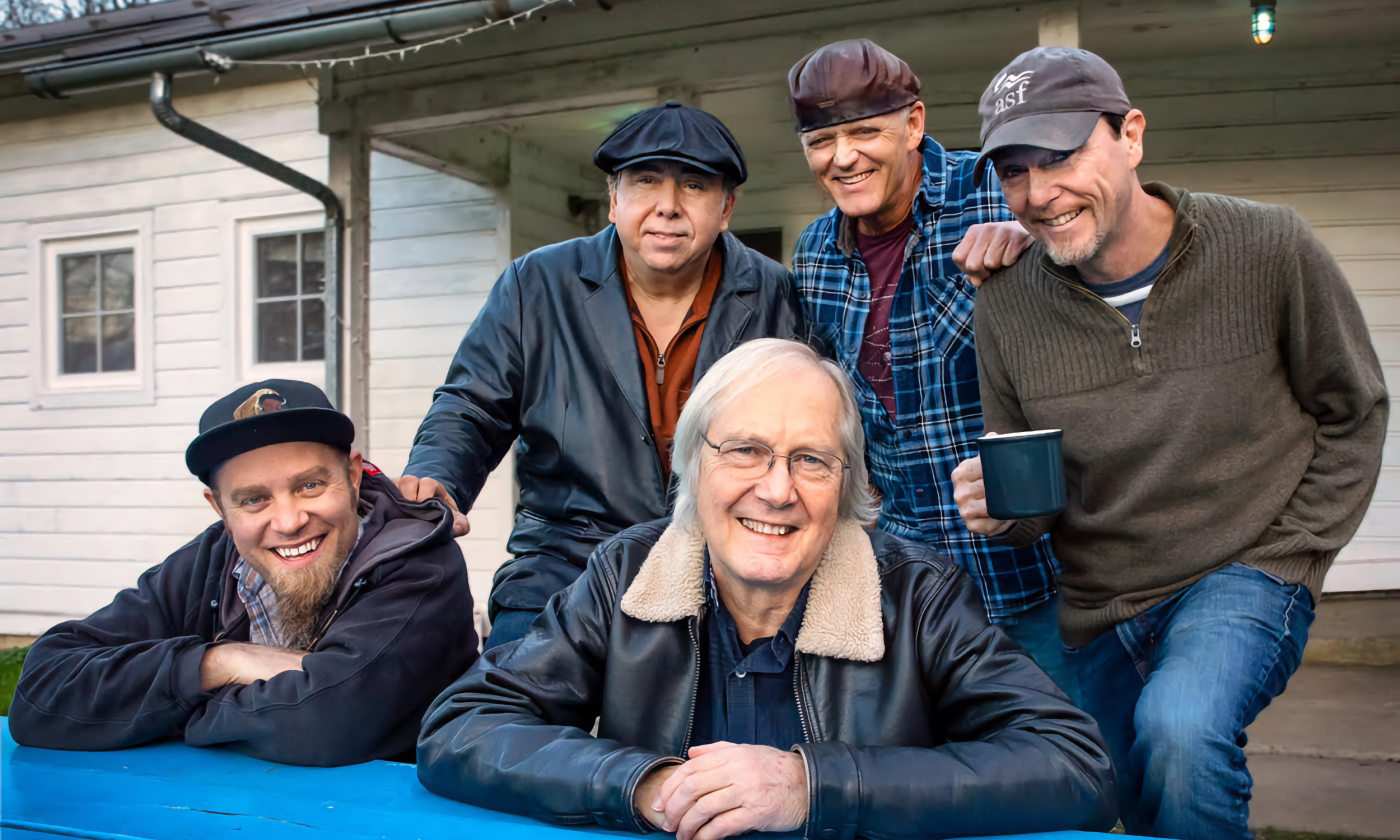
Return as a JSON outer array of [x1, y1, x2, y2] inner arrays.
[[149, 71, 345, 408]]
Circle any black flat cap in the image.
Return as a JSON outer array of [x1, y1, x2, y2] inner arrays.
[[594, 100, 748, 185], [186, 379, 354, 485]]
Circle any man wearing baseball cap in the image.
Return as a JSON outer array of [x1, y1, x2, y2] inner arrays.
[[786, 40, 1068, 690], [11, 380, 479, 766], [952, 47, 1388, 837], [399, 102, 804, 650]]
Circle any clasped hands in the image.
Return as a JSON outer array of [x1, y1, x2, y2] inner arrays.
[[199, 643, 308, 693], [634, 742, 808, 840]]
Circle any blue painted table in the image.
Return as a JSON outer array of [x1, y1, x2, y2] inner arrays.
[[1, 719, 1102, 840]]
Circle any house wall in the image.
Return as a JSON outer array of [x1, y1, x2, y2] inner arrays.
[[508, 139, 603, 259], [366, 152, 515, 605], [0, 83, 518, 636]]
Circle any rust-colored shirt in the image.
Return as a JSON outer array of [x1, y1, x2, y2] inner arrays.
[[622, 248, 723, 481]]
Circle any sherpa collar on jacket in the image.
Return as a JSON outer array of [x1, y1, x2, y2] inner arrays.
[[620, 518, 885, 662]]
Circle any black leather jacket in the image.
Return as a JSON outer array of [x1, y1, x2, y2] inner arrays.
[[403, 228, 805, 617], [418, 519, 1116, 838]]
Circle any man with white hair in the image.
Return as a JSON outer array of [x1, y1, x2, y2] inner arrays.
[[417, 338, 1115, 840]]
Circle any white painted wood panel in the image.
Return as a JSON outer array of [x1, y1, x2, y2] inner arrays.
[[0, 82, 336, 634], [367, 150, 515, 620]]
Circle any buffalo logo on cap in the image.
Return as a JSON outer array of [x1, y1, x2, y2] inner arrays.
[[233, 388, 286, 421]]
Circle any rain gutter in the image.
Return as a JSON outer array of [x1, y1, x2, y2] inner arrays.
[[150, 71, 346, 407], [24, 0, 603, 98]]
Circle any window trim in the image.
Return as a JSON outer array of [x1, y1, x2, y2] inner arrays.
[[232, 212, 326, 386], [27, 213, 154, 409]]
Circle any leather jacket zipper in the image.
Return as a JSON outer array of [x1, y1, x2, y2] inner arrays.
[[680, 611, 703, 755], [656, 352, 666, 386], [792, 653, 814, 743]]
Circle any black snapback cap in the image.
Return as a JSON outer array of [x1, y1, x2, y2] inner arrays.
[[186, 379, 354, 485], [973, 47, 1132, 186], [594, 100, 748, 185]]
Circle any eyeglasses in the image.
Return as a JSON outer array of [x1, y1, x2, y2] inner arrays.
[[701, 434, 850, 485]]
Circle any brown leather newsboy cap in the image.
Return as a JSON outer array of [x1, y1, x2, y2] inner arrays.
[[788, 39, 921, 133]]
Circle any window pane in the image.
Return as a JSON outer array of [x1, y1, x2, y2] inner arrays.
[[302, 231, 326, 295], [302, 297, 325, 361], [61, 254, 98, 314], [63, 316, 98, 374], [257, 235, 298, 298], [257, 300, 298, 363], [101, 313, 136, 372], [101, 251, 135, 311]]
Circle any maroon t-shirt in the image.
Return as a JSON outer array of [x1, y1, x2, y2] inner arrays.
[[857, 212, 916, 419]]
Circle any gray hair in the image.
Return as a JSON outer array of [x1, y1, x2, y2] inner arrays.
[[671, 338, 879, 528]]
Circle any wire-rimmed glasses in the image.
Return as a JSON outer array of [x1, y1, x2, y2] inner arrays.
[[701, 434, 849, 486]]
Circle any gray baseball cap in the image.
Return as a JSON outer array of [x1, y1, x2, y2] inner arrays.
[[973, 47, 1132, 186]]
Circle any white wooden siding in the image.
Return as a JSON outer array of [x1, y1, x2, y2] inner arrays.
[[367, 152, 515, 607], [0, 81, 328, 635], [0, 86, 522, 635]]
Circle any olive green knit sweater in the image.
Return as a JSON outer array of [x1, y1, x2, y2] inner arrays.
[[977, 182, 1389, 648]]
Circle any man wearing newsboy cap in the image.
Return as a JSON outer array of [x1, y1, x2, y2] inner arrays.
[[952, 47, 1388, 837], [786, 40, 1069, 692], [399, 102, 804, 650], [11, 380, 479, 765]]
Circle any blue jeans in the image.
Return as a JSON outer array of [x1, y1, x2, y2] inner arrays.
[[483, 609, 542, 652], [997, 592, 1077, 702], [1064, 564, 1314, 839]]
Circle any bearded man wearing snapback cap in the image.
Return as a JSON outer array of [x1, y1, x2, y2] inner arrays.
[[10, 380, 479, 766], [952, 47, 1388, 837], [398, 101, 803, 650], [786, 40, 1070, 691]]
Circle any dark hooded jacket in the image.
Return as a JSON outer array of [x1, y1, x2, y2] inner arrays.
[[10, 469, 478, 767], [417, 518, 1116, 839], [402, 227, 806, 619]]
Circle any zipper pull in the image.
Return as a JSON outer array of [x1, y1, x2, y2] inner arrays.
[[656, 353, 666, 386], [1130, 324, 1142, 348]]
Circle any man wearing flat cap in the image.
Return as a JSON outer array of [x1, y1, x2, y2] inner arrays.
[[399, 101, 805, 650], [787, 39, 1068, 690], [11, 380, 479, 766], [953, 47, 1387, 837]]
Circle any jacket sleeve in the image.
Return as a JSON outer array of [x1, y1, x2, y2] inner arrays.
[[1256, 210, 1389, 559], [402, 263, 526, 511], [417, 548, 674, 833], [182, 543, 478, 767], [9, 550, 213, 751], [775, 265, 809, 345], [973, 291, 1055, 548], [798, 572, 1117, 840]]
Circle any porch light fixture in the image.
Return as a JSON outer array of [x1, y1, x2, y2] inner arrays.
[[1252, 4, 1276, 44]]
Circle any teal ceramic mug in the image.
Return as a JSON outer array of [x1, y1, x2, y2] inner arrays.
[[976, 430, 1067, 521]]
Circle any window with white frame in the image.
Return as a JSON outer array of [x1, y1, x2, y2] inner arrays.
[[254, 230, 325, 364], [28, 215, 154, 409], [58, 249, 137, 375]]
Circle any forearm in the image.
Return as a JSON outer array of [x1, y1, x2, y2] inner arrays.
[[403, 395, 506, 509], [798, 734, 1115, 840], [418, 708, 673, 832], [10, 631, 209, 750]]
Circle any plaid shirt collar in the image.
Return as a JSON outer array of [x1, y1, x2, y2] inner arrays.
[[791, 135, 1058, 620]]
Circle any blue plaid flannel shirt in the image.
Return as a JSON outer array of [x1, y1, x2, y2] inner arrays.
[[792, 136, 1058, 621], [232, 558, 284, 648]]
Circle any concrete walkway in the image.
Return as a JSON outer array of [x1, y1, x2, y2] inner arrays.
[[1246, 593, 1400, 839]]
